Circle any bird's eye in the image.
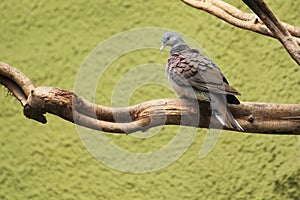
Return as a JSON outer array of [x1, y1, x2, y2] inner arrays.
[[166, 36, 170, 40]]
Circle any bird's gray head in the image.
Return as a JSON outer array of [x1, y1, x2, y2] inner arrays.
[[160, 31, 185, 51]]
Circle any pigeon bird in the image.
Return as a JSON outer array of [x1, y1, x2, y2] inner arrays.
[[160, 31, 243, 131]]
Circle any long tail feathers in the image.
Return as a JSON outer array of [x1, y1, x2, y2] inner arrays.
[[225, 110, 244, 131], [211, 94, 244, 132]]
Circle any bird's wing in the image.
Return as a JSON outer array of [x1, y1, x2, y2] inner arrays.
[[167, 50, 240, 96]]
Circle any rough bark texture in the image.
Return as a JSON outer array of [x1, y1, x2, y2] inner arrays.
[[20, 86, 299, 134], [19, 86, 299, 134]]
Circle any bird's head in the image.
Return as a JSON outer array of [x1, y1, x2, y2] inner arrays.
[[160, 31, 185, 51]]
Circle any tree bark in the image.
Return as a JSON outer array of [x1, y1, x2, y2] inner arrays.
[[1, 62, 299, 135], [26, 86, 300, 134]]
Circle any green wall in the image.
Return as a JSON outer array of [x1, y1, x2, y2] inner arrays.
[[0, 0, 299, 199]]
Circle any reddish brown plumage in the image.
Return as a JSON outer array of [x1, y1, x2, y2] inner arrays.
[[167, 47, 241, 97]]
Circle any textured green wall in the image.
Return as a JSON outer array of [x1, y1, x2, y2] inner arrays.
[[0, 0, 299, 199]]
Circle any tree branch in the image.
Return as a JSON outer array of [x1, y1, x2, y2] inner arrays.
[[1, 62, 299, 135], [180, 0, 300, 65], [0, 62, 35, 106], [243, 0, 300, 65]]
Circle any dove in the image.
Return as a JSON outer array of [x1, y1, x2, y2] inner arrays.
[[160, 31, 243, 131]]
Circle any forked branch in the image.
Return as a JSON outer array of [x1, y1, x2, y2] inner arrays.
[[180, 0, 300, 65]]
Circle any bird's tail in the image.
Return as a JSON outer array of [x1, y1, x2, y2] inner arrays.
[[210, 94, 244, 131], [223, 108, 244, 131]]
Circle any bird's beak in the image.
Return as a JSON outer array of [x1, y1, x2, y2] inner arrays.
[[160, 43, 165, 51]]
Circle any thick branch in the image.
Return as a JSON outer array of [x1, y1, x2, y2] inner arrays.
[[1, 62, 299, 134], [21, 86, 300, 134], [180, 0, 300, 65]]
